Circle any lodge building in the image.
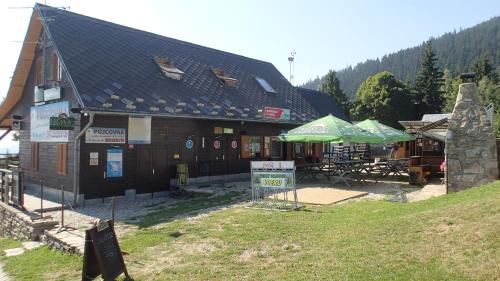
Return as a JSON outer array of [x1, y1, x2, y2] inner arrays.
[[0, 4, 347, 203]]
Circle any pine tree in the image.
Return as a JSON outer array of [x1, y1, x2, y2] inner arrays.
[[320, 70, 351, 116], [413, 40, 445, 118], [472, 57, 498, 83]]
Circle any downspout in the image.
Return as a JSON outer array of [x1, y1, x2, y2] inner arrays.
[[73, 112, 94, 205]]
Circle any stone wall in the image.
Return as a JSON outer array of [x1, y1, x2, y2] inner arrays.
[[0, 201, 57, 241], [445, 82, 498, 192]]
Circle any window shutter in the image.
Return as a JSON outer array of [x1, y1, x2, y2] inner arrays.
[[31, 143, 39, 170], [57, 143, 68, 175]]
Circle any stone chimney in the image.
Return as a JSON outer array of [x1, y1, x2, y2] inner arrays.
[[445, 82, 498, 192]]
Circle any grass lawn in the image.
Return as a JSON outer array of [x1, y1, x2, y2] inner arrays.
[[1, 181, 499, 280]]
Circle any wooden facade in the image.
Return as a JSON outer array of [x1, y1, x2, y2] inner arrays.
[[79, 115, 296, 199]]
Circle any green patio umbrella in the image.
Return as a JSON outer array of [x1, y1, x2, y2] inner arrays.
[[355, 119, 415, 142], [279, 115, 384, 143]]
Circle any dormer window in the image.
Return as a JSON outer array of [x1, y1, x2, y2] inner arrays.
[[255, 77, 276, 93], [154, 56, 184, 80], [212, 68, 237, 87]]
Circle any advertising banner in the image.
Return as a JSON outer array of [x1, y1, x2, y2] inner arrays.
[[86, 127, 126, 144], [30, 101, 69, 142], [128, 116, 151, 144], [107, 149, 123, 177], [263, 107, 291, 120]]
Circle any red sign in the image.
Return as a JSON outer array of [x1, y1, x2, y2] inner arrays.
[[263, 107, 290, 120], [213, 140, 221, 149], [231, 140, 238, 149]]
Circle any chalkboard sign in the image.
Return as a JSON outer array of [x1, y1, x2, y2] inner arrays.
[[82, 221, 129, 281]]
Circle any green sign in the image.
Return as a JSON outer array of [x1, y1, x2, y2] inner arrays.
[[49, 113, 75, 130]]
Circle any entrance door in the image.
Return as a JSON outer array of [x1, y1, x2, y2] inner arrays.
[[136, 145, 170, 194], [210, 136, 226, 175], [226, 137, 240, 174], [136, 146, 153, 194], [151, 147, 169, 192]]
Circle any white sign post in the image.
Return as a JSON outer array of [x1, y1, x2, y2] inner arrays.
[[250, 161, 298, 210]]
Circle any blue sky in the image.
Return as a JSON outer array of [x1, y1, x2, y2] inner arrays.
[[0, 0, 499, 152]]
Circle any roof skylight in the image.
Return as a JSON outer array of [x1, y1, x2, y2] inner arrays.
[[154, 56, 184, 80], [255, 77, 276, 93]]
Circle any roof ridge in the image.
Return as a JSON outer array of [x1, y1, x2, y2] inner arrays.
[[35, 3, 273, 67]]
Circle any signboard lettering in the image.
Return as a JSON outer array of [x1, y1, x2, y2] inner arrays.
[[30, 101, 69, 142], [263, 107, 290, 120], [86, 127, 126, 144]]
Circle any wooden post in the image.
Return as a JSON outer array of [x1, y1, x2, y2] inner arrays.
[[61, 184, 64, 228], [40, 179, 44, 219], [111, 197, 115, 226]]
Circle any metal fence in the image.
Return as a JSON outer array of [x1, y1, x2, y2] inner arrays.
[[0, 168, 24, 209]]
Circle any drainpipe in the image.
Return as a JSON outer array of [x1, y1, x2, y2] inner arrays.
[[73, 112, 94, 205]]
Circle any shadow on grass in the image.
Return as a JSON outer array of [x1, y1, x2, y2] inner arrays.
[[126, 191, 246, 228]]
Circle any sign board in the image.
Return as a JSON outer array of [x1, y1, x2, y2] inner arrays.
[[251, 161, 294, 170], [34, 86, 44, 103], [85, 127, 126, 144], [263, 107, 290, 120], [49, 113, 75, 130], [185, 139, 194, 149], [213, 140, 221, 149], [223, 128, 233, 134], [231, 140, 238, 149], [44, 87, 62, 102], [214, 127, 223, 134], [30, 101, 69, 142], [82, 220, 129, 281], [107, 149, 123, 177], [128, 116, 151, 144], [90, 152, 99, 166], [250, 161, 298, 210]]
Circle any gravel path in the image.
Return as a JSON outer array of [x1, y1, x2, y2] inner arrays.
[[45, 181, 253, 230]]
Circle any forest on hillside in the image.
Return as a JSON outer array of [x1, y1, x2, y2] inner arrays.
[[302, 16, 500, 100]]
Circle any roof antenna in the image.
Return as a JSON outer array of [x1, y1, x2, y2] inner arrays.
[[288, 50, 296, 85]]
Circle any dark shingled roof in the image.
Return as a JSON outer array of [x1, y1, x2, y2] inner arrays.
[[295, 87, 349, 121], [37, 4, 345, 123]]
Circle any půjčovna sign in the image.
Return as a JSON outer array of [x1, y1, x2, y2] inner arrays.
[[85, 127, 126, 144]]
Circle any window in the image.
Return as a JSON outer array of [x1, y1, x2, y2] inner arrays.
[[154, 56, 184, 80], [212, 68, 238, 87], [31, 143, 39, 170], [56, 143, 68, 175], [255, 77, 276, 93], [263, 137, 271, 158], [271, 137, 282, 158], [35, 56, 43, 85], [293, 143, 304, 158], [50, 51, 62, 81], [241, 136, 261, 158]]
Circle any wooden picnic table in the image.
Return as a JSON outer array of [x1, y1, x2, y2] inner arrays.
[[375, 158, 409, 177], [296, 162, 329, 181]]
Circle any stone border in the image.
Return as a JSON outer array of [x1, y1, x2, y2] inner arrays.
[[0, 201, 57, 241]]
